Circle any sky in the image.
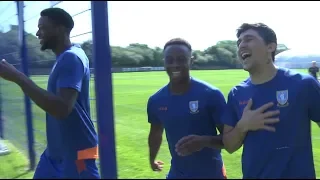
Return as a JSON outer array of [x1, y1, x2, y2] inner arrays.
[[1, 1, 320, 51]]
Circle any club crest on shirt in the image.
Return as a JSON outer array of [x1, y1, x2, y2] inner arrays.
[[276, 90, 289, 107], [189, 100, 199, 114]]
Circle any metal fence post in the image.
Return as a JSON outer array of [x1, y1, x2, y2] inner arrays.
[[91, 1, 118, 179], [0, 80, 3, 139], [17, 1, 36, 170]]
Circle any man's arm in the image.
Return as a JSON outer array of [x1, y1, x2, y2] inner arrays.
[[222, 124, 247, 154], [198, 134, 224, 149], [221, 91, 246, 154], [148, 123, 164, 164], [15, 52, 84, 120], [147, 97, 163, 165]]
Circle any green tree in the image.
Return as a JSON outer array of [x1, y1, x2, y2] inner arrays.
[[0, 25, 289, 71]]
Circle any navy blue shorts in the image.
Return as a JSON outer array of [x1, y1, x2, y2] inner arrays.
[[166, 163, 227, 179], [33, 150, 100, 179]]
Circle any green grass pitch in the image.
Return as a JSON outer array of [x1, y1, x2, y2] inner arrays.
[[0, 69, 320, 179]]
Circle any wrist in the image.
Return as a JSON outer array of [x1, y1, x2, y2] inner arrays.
[[200, 136, 212, 148], [235, 120, 248, 134], [149, 157, 155, 164]]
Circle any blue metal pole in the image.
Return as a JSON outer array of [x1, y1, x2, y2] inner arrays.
[[91, 1, 117, 179], [0, 81, 2, 139], [17, 1, 36, 170]]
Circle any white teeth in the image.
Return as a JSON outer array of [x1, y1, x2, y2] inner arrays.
[[172, 71, 181, 76], [241, 53, 250, 59]]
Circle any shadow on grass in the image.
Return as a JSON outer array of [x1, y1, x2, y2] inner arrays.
[[12, 169, 33, 179]]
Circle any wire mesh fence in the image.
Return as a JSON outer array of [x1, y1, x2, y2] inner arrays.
[[0, 0, 27, 162], [0, 1, 116, 178]]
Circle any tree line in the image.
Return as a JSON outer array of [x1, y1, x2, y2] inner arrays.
[[0, 25, 289, 70]]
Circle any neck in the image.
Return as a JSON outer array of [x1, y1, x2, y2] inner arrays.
[[249, 63, 278, 84], [52, 38, 72, 56], [169, 77, 191, 95]]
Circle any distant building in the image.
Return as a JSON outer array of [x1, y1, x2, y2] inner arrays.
[[275, 49, 320, 69], [277, 44, 288, 51], [276, 44, 289, 55], [10, 25, 19, 31]]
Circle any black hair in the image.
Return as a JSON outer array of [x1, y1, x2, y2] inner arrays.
[[163, 38, 192, 52], [40, 8, 74, 34], [236, 23, 277, 61]]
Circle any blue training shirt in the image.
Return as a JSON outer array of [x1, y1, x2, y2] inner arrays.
[[147, 78, 227, 178], [222, 67, 320, 178], [46, 44, 98, 161]]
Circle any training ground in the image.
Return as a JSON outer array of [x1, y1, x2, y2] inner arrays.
[[0, 69, 319, 179]]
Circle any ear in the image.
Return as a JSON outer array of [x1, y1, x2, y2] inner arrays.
[[268, 42, 277, 53], [56, 25, 67, 36]]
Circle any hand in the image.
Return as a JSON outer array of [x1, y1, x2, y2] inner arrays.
[[237, 99, 280, 133], [0, 59, 22, 82], [150, 160, 164, 171], [175, 135, 206, 156]]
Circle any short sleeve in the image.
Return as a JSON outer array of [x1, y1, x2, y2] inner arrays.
[[221, 91, 239, 127], [207, 89, 227, 126], [305, 76, 320, 122], [147, 97, 161, 124], [57, 52, 85, 92]]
